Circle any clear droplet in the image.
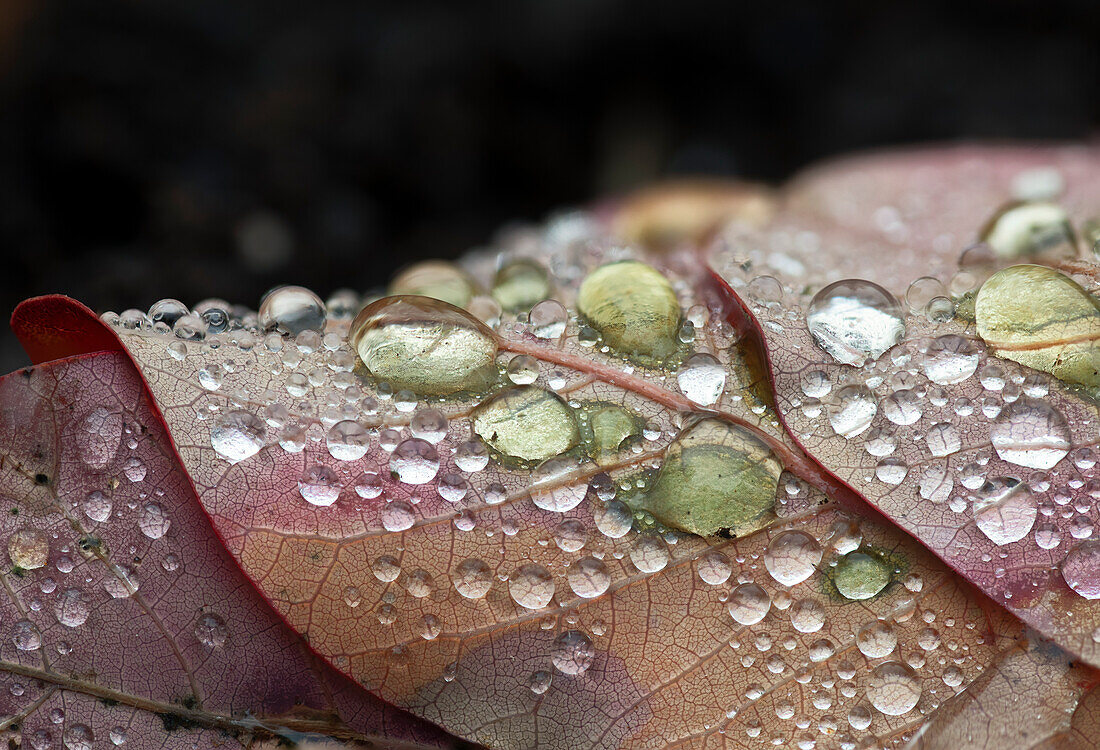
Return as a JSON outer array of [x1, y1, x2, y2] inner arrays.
[[259, 285, 326, 334], [298, 464, 342, 506], [922, 335, 981, 385], [677, 353, 726, 405], [391, 438, 440, 484], [764, 531, 822, 586], [453, 558, 493, 599], [577, 260, 681, 361], [567, 557, 611, 599], [972, 478, 1037, 545], [8, 528, 49, 570], [867, 662, 921, 716], [728, 583, 772, 625], [551, 630, 595, 675], [54, 588, 89, 627], [508, 564, 555, 609], [211, 410, 266, 463], [1061, 541, 1100, 599], [472, 386, 579, 462], [990, 398, 1070, 470], [492, 259, 551, 311], [807, 280, 905, 366], [857, 620, 897, 658], [828, 386, 877, 439], [194, 612, 228, 647]]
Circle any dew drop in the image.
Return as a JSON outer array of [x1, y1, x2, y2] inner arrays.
[[492, 259, 551, 311], [577, 260, 681, 361], [298, 464, 342, 506], [567, 557, 611, 598], [677, 353, 726, 406], [972, 478, 1037, 545], [259, 285, 326, 334], [139, 502, 170, 539], [789, 598, 825, 633], [11, 619, 42, 650], [327, 420, 370, 461], [828, 385, 877, 439], [390, 260, 477, 309], [832, 551, 891, 600], [990, 398, 1070, 470], [764, 531, 822, 587], [453, 558, 493, 599], [1061, 541, 1100, 599], [350, 296, 498, 396], [211, 410, 266, 463], [806, 280, 905, 366], [728, 583, 772, 625], [529, 299, 569, 339], [391, 438, 440, 484], [79, 406, 123, 469], [8, 528, 49, 570], [696, 550, 732, 586], [857, 620, 897, 658], [381, 500, 416, 531], [867, 662, 921, 716], [54, 588, 89, 628], [508, 564, 555, 609], [629, 533, 670, 573], [530, 456, 591, 512], [552, 630, 595, 675], [194, 612, 228, 647], [472, 386, 579, 462]]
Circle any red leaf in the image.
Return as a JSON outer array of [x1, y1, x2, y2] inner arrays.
[[0, 349, 455, 748]]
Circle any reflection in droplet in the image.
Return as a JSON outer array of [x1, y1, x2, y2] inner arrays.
[[867, 662, 921, 716], [972, 478, 1037, 545], [990, 398, 1070, 470], [807, 280, 905, 366], [764, 531, 822, 586]]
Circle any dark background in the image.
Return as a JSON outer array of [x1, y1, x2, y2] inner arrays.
[[2, 0, 1099, 370]]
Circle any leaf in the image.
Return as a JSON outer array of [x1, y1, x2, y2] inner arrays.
[[707, 144, 1100, 667], [0, 350, 454, 748], [9, 145, 1100, 749]]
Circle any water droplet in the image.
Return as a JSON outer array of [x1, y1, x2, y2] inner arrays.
[[350, 296, 498, 396], [530, 456, 591, 512], [454, 440, 489, 472], [764, 531, 822, 586], [390, 260, 477, 309], [857, 620, 897, 658], [789, 598, 825, 633], [925, 422, 961, 457], [122, 456, 146, 482], [677, 353, 726, 405], [506, 354, 539, 385], [551, 630, 595, 675], [990, 397, 1070, 470], [807, 280, 905, 366], [62, 724, 94, 750], [867, 662, 921, 716], [728, 583, 772, 625], [905, 276, 947, 315], [847, 704, 872, 730], [492, 259, 551, 310], [643, 418, 781, 537], [594, 500, 633, 538], [11, 619, 42, 650], [210, 410, 266, 463], [972, 478, 1037, 545], [195, 612, 228, 647], [472, 386, 579, 462], [566, 557, 611, 599], [509, 564, 555, 609], [629, 533, 670, 573], [453, 559, 493, 599], [529, 299, 569, 339], [391, 438, 440, 484], [828, 385, 877, 439], [381, 500, 416, 531], [298, 464, 342, 506], [577, 260, 681, 361], [139, 503, 170, 539], [8, 528, 49, 570], [923, 335, 981, 385], [1062, 541, 1100, 599], [327, 420, 370, 461], [79, 406, 122, 469], [696, 550, 732, 585], [258, 285, 326, 334], [980, 202, 1076, 259], [55, 588, 89, 627]]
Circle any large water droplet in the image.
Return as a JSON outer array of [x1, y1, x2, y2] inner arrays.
[[472, 386, 579, 462], [390, 261, 477, 309], [789, 598, 825, 633], [79, 407, 122, 469], [828, 385, 877, 439], [629, 533, 670, 573], [492, 259, 551, 310], [139, 503, 170, 539], [552, 630, 595, 675], [211, 410, 266, 463], [975, 264, 1100, 389], [922, 335, 981, 385], [530, 456, 591, 512], [1061, 541, 1100, 599], [453, 558, 493, 599], [728, 583, 772, 625], [194, 612, 228, 647], [8, 528, 48, 570], [298, 464, 342, 506], [764, 531, 822, 586], [509, 563, 555, 609], [390, 438, 440, 484], [259, 285, 326, 334], [55, 588, 89, 627], [867, 662, 921, 716], [577, 260, 681, 361], [11, 619, 42, 651], [327, 420, 370, 461], [381, 500, 416, 531], [972, 477, 1037, 545], [567, 557, 611, 599], [350, 296, 498, 396], [990, 397, 1070, 470], [643, 417, 781, 537], [832, 551, 891, 600], [677, 353, 726, 405], [857, 620, 897, 658], [980, 202, 1076, 259], [807, 280, 905, 366]]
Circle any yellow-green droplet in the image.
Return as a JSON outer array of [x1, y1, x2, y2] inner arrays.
[[389, 261, 478, 309], [581, 403, 642, 465], [577, 260, 680, 362], [975, 264, 1100, 389], [491, 259, 551, 311], [640, 418, 780, 537], [472, 386, 579, 463], [349, 296, 498, 396], [979, 201, 1077, 259], [831, 551, 891, 600]]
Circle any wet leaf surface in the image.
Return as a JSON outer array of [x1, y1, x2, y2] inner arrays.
[[0, 351, 452, 748], [9, 144, 1100, 749]]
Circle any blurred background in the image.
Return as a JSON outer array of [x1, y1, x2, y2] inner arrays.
[[1, 0, 1100, 370]]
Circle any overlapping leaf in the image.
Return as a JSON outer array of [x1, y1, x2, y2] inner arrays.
[[0, 350, 452, 748], [708, 144, 1100, 666]]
